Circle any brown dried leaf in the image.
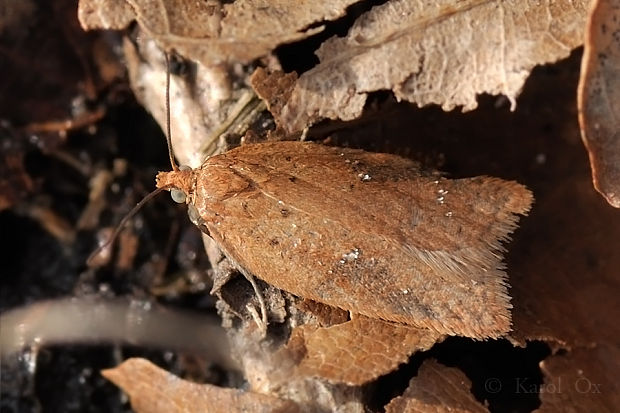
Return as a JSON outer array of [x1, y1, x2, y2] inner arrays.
[[78, 0, 359, 64], [251, 68, 298, 121], [578, 0, 620, 208], [536, 345, 620, 412], [280, 0, 589, 132], [385, 359, 488, 413], [290, 316, 443, 385], [102, 358, 300, 413]]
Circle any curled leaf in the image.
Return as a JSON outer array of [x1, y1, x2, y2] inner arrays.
[[280, 0, 589, 131]]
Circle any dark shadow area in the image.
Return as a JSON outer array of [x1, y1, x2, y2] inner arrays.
[[370, 338, 551, 413], [276, 0, 389, 73]]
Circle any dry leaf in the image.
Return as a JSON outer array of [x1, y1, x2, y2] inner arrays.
[[279, 0, 589, 132], [385, 359, 488, 413], [578, 0, 620, 208], [78, 0, 359, 65], [251, 68, 298, 122], [536, 345, 620, 412], [289, 316, 443, 385], [102, 358, 300, 413]]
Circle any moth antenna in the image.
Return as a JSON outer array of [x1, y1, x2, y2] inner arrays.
[[88, 52, 182, 266], [87, 187, 169, 266], [164, 52, 179, 172]]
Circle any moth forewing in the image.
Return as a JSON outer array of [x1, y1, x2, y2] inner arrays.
[[160, 141, 533, 339]]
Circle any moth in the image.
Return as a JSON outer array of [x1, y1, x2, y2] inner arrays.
[[156, 140, 533, 339]]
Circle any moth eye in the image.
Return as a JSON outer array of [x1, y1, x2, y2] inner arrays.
[[187, 204, 203, 226], [170, 188, 186, 203], [179, 165, 191, 171]]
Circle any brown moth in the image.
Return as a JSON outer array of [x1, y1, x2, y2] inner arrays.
[[156, 141, 533, 339]]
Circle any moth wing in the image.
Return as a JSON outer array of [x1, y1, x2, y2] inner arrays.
[[197, 142, 533, 338]]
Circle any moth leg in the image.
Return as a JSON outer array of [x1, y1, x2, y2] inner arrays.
[[246, 302, 267, 338], [243, 272, 269, 337], [210, 257, 269, 336], [299, 126, 309, 141]]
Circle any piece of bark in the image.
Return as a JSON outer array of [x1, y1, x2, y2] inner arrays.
[[280, 0, 589, 132], [289, 316, 444, 385], [102, 358, 300, 413], [536, 345, 620, 413], [385, 359, 488, 413], [78, 0, 359, 65], [578, 0, 620, 208]]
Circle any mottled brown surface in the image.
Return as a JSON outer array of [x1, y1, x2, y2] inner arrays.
[[250, 69, 298, 126], [578, 0, 620, 208], [290, 316, 443, 385], [161, 141, 532, 338]]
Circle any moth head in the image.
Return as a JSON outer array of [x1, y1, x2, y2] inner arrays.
[[155, 166, 194, 204]]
